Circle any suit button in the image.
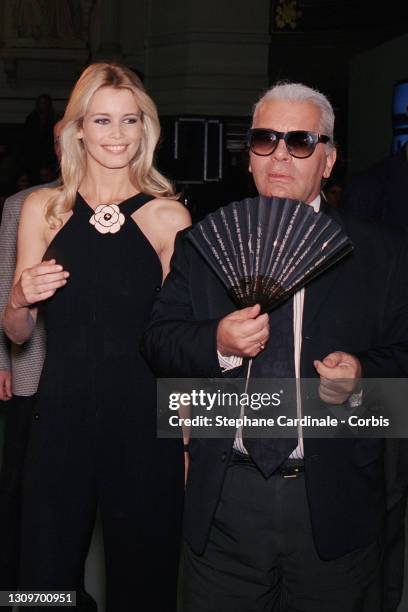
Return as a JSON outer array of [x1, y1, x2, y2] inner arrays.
[[221, 452, 227, 462], [155, 286, 161, 292], [34, 413, 40, 421]]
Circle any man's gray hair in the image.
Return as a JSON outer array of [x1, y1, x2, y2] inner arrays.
[[253, 82, 335, 145]]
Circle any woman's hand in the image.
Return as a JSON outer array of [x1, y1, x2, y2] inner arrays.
[[11, 259, 69, 309]]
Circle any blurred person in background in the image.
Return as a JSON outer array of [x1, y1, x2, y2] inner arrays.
[[342, 143, 408, 612], [39, 165, 56, 184], [15, 174, 31, 192], [0, 144, 16, 196], [23, 94, 56, 181], [324, 177, 343, 208]]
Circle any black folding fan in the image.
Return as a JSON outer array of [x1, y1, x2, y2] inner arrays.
[[187, 196, 353, 311]]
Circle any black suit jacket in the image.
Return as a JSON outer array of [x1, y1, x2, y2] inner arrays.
[[141, 204, 408, 560]]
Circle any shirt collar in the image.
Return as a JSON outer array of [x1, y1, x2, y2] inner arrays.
[[309, 194, 321, 212]]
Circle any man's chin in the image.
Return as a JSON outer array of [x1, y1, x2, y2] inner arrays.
[[260, 188, 297, 201]]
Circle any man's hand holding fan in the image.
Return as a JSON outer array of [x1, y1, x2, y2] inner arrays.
[[188, 196, 353, 369], [216, 303, 269, 359]]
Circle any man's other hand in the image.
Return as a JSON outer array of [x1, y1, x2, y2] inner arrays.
[[217, 304, 270, 358], [314, 351, 362, 405]]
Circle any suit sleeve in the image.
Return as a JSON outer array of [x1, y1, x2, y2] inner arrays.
[[0, 196, 20, 371], [355, 232, 408, 378], [141, 231, 225, 378]]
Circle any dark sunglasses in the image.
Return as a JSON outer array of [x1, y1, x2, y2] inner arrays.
[[247, 128, 330, 159]]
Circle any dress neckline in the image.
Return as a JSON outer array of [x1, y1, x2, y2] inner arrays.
[[77, 191, 156, 217], [77, 191, 142, 212]]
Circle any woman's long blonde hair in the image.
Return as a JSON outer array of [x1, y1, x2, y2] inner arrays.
[[46, 63, 176, 226]]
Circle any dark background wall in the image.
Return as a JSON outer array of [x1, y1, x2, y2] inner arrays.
[[0, 0, 408, 218]]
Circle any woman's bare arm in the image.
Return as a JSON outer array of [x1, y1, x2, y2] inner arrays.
[[2, 189, 69, 344]]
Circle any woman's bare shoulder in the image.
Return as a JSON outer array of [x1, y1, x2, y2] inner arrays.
[[22, 186, 60, 215]]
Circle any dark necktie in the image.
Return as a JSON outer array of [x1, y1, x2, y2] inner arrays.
[[244, 296, 298, 477]]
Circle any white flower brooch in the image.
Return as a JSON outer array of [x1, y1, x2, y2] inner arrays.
[[89, 204, 125, 234]]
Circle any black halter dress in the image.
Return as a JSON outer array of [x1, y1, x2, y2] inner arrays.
[[20, 193, 184, 612]]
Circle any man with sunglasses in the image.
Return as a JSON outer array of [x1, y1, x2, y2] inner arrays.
[[143, 82, 408, 611]]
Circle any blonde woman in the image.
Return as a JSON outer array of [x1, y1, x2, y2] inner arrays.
[[3, 63, 190, 611]]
